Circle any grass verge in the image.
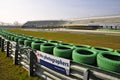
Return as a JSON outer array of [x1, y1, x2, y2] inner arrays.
[[0, 51, 40, 80], [97, 29, 120, 32], [8, 28, 120, 49]]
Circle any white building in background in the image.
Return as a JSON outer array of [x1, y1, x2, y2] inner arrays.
[[23, 15, 120, 30], [68, 15, 120, 29]]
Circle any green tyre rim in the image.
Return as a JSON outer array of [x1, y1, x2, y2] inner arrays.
[[115, 50, 120, 55], [32, 38, 44, 41], [74, 44, 91, 49], [18, 38, 28, 45], [48, 40, 62, 45], [59, 42, 74, 48], [41, 43, 56, 54], [27, 36, 34, 39], [92, 46, 114, 54], [40, 39, 48, 42], [72, 48, 97, 65], [14, 37, 22, 42], [97, 52, 120, 73], [10, 36, 15, 41], [24, 40, 34, 47], [53, 46, 73, 59], [35, 39, 47, 43], [31, 41, 45, 50], [8, 35, 12, 40]]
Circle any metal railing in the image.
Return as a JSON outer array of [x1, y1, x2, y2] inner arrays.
[[0, 37, 120, 80]]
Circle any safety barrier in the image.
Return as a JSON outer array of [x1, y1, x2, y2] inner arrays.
[[0, 36, 120, 80]]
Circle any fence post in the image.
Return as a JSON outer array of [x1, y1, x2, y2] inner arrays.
[[1, 38, 5, 52], [29, 50, 35, 76], [14, 42, 19, 65], [0, 37, 2, 47], [83, 69, 90, 80], [6, 41, 10, 57]]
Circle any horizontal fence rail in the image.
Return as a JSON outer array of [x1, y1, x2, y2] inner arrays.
[[0, 36, 120, 80]]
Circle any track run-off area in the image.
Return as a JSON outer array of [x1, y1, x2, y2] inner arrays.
[[23, 28, 120, 36], [8, 28, 120, 49]]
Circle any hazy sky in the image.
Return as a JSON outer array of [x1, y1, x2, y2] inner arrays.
[[0, 0, 120, 23]]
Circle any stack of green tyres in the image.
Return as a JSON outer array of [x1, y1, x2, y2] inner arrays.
[[0, 29, 120, 73]]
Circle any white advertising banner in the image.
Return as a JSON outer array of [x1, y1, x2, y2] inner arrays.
[[36, 51, 70, 75]]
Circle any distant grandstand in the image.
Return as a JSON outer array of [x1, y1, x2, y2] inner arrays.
[[23, 20, 67, 28], [23, 15, 120, 30]]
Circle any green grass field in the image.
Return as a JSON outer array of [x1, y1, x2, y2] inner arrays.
[[8, 28, 120, 49], [97, 29, 120, 32], [0, 51, 40, 80]]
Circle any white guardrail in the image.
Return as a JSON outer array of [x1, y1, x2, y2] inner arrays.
[[0, 36, 120, 80]]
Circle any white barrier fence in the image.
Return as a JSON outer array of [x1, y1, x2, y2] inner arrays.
[[0, 37, 120, 80]]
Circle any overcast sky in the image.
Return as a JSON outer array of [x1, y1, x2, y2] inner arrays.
[[0, 0, 120, 24]]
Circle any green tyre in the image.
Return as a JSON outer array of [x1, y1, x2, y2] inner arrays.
[[97, 52, 120, 73], [72, 48, 97, 65], [41, 43, 56, 54], [48, 40, 62, 45], [18, 38, 28, 45], [24, 40, 34, 47], [115, 50, 120, 55], [53, 46, 73, 59], [14, 36, 23, 42], [32, 38, 44, 41], [74, 44, 91, 49], [59, 42, 74, 48], [31, 41, 45, 50], [92, 46, 114, 54], [10, 36, 15, 41], [8, 35, 12, 40]]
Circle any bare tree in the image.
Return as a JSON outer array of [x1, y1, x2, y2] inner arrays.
[[13, 21, 20, 26]]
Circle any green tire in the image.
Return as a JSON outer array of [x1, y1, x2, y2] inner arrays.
[[53, 46, 73, 59], [72, 48, 97, 65], [74, 44, 91, 49], [115, 50, 120, 55], [97, 52, 120, 73], [18, 38, 28, 45], [31, 41, 45, 50], [92, 46, 113, 54], [27, 36, 34, 39], [8, 35, 12, 40], [59, 42, 74, 48], [24, 40, 34, 47], [41, 43, 56, 54], [14, 37, 22, 42], [10, 36, 15, 41], [6, 35, 9, 39], [32, 38, 44, 41], [40, 39, 48, 42], [48, 40, 62, 45]]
